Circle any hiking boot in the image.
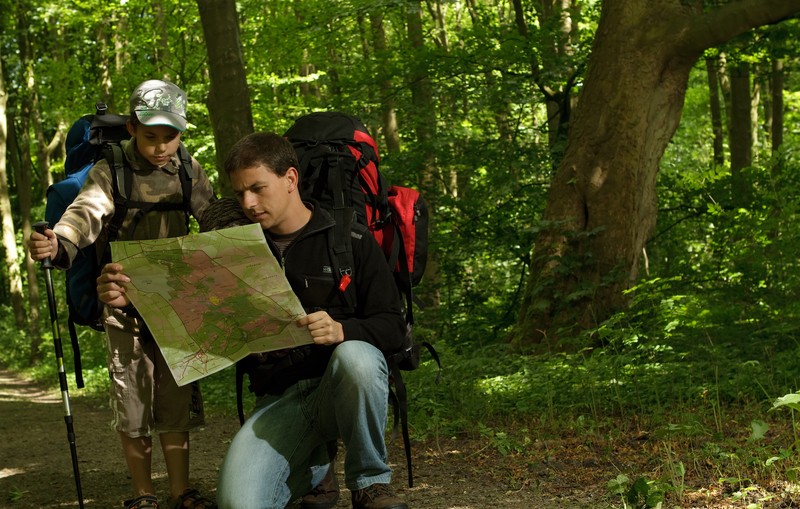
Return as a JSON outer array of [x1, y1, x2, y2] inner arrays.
[[300, 466, 339, 509], [351, 484, 408, 509]]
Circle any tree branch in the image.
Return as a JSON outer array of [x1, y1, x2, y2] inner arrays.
[[679, 0, 800, 56]]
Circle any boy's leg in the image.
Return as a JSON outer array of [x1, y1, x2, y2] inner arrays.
[[120, 433, 155, 496], [106, 309, 207, 502], [106, 310, 158, 498], [151, 336, 206, 499], [160, 431, 190, 498]]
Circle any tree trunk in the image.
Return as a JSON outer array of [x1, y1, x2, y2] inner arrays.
[[196, 0, 254, 197], [771, 58, 784, 156], [705, 56, 725, 168], [154, 0, 170, 77], [729, 61, 753, 201], [514, 0, 800, 348], [370, 12, 401, 156], [0, 56, 27, 330], [14, 1, 49, 198]]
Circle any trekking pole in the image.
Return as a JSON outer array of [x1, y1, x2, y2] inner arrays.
[[33, 221, 85, 509]]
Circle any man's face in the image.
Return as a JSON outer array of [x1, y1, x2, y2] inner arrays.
[[129, 123, 182, 168], [230, 164, 294, 234]]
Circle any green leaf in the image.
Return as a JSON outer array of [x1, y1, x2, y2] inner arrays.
[[749, 419, 769, 441], [772, 393, 800, 412]]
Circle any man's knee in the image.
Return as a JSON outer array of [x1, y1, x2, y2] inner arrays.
[[330, 341, 387, 380]]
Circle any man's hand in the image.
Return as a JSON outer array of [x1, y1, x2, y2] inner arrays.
[[297, 311, 344, 345], [28, 228, 59, 261], [97, 262, 131, 308]]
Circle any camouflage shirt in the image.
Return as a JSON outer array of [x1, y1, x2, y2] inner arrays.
[[53, 138, 215, 267]]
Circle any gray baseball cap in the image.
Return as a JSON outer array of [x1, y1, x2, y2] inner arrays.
[[129, 79, 187, 131]]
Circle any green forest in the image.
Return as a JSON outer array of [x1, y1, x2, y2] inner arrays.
[[3, 0, 800, 507]]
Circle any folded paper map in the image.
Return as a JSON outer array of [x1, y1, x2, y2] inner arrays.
[[110, 223, 313, 386]]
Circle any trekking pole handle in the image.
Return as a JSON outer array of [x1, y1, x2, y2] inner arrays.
[[33, 221, 54, 270]]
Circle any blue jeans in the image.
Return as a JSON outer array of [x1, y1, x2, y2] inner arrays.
[[217, 341, 393, 509]]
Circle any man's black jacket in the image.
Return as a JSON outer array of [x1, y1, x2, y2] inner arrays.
[[245, 202, 406, 396]]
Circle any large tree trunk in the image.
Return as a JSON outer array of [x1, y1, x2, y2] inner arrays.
[[196, 0, 254, 197], [514, 0, 800, 348]]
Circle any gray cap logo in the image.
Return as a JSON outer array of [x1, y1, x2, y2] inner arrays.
[[129, 79, 187, 132]]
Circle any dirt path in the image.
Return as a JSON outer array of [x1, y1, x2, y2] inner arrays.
[[0, 368, 589, 509]]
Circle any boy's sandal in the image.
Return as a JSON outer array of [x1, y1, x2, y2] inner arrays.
[[169, 488, 217, 509], [124, 494, 159, 509]]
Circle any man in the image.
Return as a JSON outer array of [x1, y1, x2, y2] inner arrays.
[[206, 131, 410, 509]]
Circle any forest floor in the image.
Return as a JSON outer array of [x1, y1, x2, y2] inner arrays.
[[1, 367, 798, 509]]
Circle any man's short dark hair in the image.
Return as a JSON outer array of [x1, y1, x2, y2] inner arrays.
[[224, 132, 299, 177]]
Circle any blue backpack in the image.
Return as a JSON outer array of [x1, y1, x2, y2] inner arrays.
[[46, 103, 193, 387]]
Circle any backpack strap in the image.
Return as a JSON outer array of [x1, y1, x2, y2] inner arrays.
[[104, 142, 194, 238], [387, 358, 414, 487], [177, 143, 195, 214], [390, 223, 415, 326], [356, 158, 389, 226], [387, 339, 442, 490], [104, 143, 130, 243], [235, 361, 246, 426], [327, 208, 357, 312], [67, 317, 84, 389]]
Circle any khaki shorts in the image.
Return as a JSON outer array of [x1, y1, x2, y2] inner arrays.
[[104, 307, 205, 438]]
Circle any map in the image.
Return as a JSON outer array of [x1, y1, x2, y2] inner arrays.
[[110, 223, 313, 386]]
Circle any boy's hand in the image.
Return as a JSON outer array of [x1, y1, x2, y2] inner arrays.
[[28, 228, 59, 261], [297, 311, 344, 345], [97, 263, 131, 308]]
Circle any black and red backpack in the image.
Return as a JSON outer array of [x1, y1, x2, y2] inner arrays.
[[284, 111, 440, 486], [285, 112, 429, 327]]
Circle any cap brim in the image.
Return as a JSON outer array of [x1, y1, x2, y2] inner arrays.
[[136, 111, 187, 132]]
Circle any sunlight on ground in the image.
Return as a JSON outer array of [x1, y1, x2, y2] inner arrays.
[[0, 372, 61, 403], [0, 467, 25, 479], [56, 499, 96, 507]]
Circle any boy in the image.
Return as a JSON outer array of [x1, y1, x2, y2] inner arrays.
[[29, 79, 217, 509]]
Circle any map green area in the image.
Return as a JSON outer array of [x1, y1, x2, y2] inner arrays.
[[110, 223, 313, 386]]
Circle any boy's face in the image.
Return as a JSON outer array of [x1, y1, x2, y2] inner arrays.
[[128, 123, 182, 168], [230, 164, 296, 234]]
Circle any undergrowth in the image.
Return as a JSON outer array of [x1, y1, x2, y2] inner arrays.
[[5, 290, 800, 508]]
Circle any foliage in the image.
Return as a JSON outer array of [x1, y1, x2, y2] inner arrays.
[[607, 474, 669, 509]]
